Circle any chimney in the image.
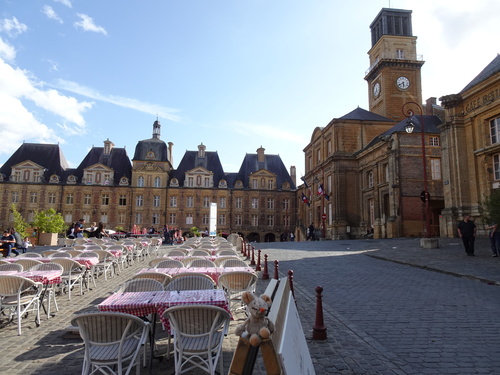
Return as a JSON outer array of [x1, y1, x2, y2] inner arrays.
[[168, 142, 174, 164], [257, 146, 265, 163], [425, 97, 437, 115], [290, 165, 296, 187], [198, 143, 206, 158], [103, 138, 114, 155]]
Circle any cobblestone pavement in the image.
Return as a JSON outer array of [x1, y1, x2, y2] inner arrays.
[[258, 237, 500, 375], [0, 237, 499, 374]]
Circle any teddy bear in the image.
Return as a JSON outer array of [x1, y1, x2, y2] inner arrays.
[[235, 291, 275, 346]]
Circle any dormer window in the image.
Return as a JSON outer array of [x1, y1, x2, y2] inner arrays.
[[146, 151, 155, 159]]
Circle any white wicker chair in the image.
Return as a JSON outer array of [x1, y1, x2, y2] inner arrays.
[[71, 312, 150, 375], [165, 273, 215, 291], [50, 258, 85, 300], [164, 305, 230, 375], [187, 259, 217, 268], [29, 262, 64, 318], [217, 271, 258, 311], [0, 275, 43, 335], [155, 259, 184, 269]]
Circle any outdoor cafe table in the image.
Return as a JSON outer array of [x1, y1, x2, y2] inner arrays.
[[4, 257, 99, 269], [98, 289, 230, 330], [98, 288, 230, 366], [0, 269, 62, 316], [136, 266, 255, 284]]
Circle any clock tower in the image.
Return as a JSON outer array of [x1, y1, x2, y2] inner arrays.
[[365, 8, 424, 121]]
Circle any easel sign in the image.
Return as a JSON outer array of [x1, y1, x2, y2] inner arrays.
[[279, 291, 315, 375]]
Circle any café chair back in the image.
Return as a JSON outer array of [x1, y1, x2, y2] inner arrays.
[[190, 249, 212, 256], [187, 259, 216, 268], [155, 259, 184, 269], [17, 252, 41, 258], [0, 275, 42, 335], [71, 312, 149, 375], [50, 258, 85, 300], [220, 258, 248, 268], [116, 278, 164, 293], [217, 271, 258, 311], [30, 263, 64, 317], [48, 252, 72, 258], [14, 258, 42, 270], [165, 249, 190, 257], [0, 263, 23, 272], [165, 273, 215, 291], [41, 250, 58, 258], [131, 272, 172, 287], [163, 305, 230, 375]]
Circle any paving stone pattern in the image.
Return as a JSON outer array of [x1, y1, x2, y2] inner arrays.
[[0, 237, 499, 374]]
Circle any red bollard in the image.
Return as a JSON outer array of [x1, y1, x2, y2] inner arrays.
[[255, 249, 262, 271], [287, 270, 295, 302], [262, 254, 269, 280], [273, 260, 279, 280], [312, 286, 327, 340], [241, 241, 246, 256], [250, 246, 256, 266]]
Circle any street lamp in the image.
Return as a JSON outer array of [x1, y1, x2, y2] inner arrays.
[[402, 102, 431, 238]]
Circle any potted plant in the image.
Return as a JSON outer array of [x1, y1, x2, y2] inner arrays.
[[31, 208, 67, 246]]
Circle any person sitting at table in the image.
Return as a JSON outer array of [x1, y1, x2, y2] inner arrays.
[[1, 229, 19, 257], [93, 222, 109, 239]]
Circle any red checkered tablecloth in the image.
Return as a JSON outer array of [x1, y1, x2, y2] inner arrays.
[[97, 291, 160, 317], [19, 270, 62, 285], [152, 289, 230, 331]]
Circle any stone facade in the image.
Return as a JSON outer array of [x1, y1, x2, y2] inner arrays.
[[439, 55, 500, 237], [0, 123, 297, 242]]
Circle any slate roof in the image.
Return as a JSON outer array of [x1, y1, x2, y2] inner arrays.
[[0, 143, 68, 181], [132, 137, 170, 162], [338, 107, 394, 122], [233, 153, 296, 190], [359, 115, 443, 152], [74, 146, 132, 184], [460, 54, 500, 94], [170, 151, 225, 186]]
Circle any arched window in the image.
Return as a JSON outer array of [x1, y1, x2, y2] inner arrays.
[[138, 176, 145, 187], [154, 176, 161, 188]]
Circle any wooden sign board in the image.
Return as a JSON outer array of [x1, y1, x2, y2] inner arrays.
[[279, 291, 316, 375]]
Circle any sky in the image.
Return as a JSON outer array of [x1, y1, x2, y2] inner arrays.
[[0, 0, 498, 179]]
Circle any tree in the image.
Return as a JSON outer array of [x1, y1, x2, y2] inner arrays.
[[31, 208, 67, 234], [10, 204, 29, 238], [481, 190, 500, 225]]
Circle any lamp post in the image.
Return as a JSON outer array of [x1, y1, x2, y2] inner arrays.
[[402, 102, 431, 238]]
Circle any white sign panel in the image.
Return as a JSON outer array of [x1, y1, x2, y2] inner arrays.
[[209, 202, 217, 237], [279, 291, 316, 375]]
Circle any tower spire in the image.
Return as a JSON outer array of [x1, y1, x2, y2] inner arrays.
[[153, 118, 161, 139]]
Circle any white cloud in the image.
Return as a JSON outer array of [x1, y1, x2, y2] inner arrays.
[[0, 17, 28, 37], [53, 0, 72, 8], [0, 37, 16, 61], [74, 14, 107, 35], [53, 79, 181, 121], [0, 58, 94, 156], [42, 5, 63, 24]]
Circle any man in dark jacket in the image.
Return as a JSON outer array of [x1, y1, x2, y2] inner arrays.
[[457, 214, 477, 256]]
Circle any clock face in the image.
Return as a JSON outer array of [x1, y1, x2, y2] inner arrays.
[[373, 82, 380, 97], [396, 76, 410, 90]]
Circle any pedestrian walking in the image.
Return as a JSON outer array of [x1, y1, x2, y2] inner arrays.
[[457, 214, 476, 256]]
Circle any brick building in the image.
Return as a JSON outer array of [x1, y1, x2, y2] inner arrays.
[[299, 8, 444, 240], [0, 120, 297, 242]]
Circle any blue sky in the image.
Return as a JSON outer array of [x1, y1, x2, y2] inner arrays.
[[0, 0, 498, 178]]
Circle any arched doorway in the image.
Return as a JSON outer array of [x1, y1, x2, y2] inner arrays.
[[247, 232, 260, 243], [264, 233, 276, 242]]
